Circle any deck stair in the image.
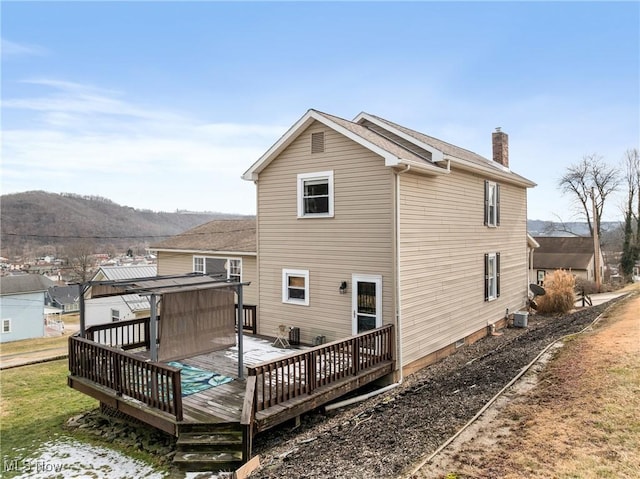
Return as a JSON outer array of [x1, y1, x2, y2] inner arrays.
[[173, 422, 244, 472]]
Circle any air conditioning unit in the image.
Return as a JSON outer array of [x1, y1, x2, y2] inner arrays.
[[289, 327, 300, 346], [313, 335, 326, 346], [513, 311, 529, 328]]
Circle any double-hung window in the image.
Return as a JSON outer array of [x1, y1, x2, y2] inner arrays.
[[111, 309, 120, 322], [297, 171, 334, 218], [194, 256, 242, 282], [282, 269, 309, 306], [484, 180, 500, 227], [484, 253, 501, 301], [2, 319, 11, 333]]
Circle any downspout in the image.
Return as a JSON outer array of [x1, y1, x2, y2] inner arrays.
[[325, 164, 411, 412], [394, 164, 411, 384]]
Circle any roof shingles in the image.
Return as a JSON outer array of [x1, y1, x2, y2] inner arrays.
[[150, 219, 256, 253]]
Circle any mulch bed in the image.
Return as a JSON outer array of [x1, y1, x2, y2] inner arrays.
[[250, 296, 629, 479]]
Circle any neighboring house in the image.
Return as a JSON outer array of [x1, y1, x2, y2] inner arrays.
[[148, 219, 257, 306], [532, 236, 604, 285], [243, 109, 536, 375], [85, 265, 157, 327], [0, 274, 55, 343], [47, 284, 81, 314]]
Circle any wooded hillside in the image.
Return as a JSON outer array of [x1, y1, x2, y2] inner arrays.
[[0, 191, 252, 258]]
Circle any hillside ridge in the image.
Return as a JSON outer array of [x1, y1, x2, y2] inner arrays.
[[0, 191, 253, 257]]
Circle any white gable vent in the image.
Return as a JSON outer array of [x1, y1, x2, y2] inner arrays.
[[311, 132, 325, 153]]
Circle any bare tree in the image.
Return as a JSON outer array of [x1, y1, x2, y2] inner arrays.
[[63, 239, 97, 283], [621, 148, 640, 279], [558, 154, 620, 238]]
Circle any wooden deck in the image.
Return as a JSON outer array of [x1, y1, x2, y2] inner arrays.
[[68, 323, 395, 470]]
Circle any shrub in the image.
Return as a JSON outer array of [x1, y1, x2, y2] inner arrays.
[[575, 276, 598, 295], [536, 269, 576, 315]]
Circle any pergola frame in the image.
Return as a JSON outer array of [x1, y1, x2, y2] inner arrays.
[[77, 273, 250, 378]]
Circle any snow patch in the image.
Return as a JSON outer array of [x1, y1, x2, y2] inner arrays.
[[10, 439, 167, 479]]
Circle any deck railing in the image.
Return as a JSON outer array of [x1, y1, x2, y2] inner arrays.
[[86, 317, 150, 350], [84, 303, 257, 349], [236, 304, 257, 334], [247, 325, 394, 412], [69, 335, 183, 420]]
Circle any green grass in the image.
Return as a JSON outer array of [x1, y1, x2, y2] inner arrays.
[[0, 359, 167, 477]]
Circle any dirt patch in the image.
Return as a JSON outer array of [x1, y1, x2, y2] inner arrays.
[[416, 291, 640, 478], [248, 293, 634, 479]]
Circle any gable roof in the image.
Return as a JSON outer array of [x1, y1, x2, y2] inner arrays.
[[242, 109, 448, 181], [355, 112, 536, 187], [92, 265, 158, 282], [532, 236, 596, 270], [89, 265, 158, 313], [242, 109, 535, 187], [0, 274, 55, 296], [149, 219, 256, 255], [48, 284, 81, 305]]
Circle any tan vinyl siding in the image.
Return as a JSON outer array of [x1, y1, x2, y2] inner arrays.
[[157, 251, 193, 276], [156, 251, 258, 305], [398, 168, 529, 367], [257, 121, 394, 344]]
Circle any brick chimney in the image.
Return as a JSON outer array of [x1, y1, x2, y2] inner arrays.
[[492, 127, 509, 168]]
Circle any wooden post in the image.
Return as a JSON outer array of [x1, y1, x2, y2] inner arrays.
[[237, 284, 244, 380], [150, 293, 158, 362], [79, 282, 87, 338]]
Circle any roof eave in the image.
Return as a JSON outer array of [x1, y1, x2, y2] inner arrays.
[[387, 157, 450, 176], [150, 247, 257, 256], [243, 109, 428, 181], [354, 112, 445, 163], [444, 155, 537, 188], [242, 110, 321, 181]]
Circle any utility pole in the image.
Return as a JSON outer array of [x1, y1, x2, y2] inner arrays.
[[591, 187, 602, 291]]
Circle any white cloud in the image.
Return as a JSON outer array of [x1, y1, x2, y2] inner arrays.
[[1, 79, 287, 214], [1, 38, 46, 58]]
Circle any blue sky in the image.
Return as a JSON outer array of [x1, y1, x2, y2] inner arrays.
[[2, 1, 638, 221]]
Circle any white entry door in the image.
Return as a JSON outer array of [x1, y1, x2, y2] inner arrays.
[[352, 274, 382, 335]]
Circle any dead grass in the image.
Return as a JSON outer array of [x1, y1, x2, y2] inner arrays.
[[536, 269, 576, 315], [432, 292, 640, 479], [0, 314, 79, 357]]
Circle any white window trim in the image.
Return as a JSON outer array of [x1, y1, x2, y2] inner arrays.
[[193, 255, 243, 282], [282, 269, 310, 306], [2, 319, 11, 333], [111, 309, 120, 322], [297, 171, 334, 218], [486, 181, 499, 227]]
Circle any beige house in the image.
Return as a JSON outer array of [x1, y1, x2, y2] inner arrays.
[[148, 219, 258, 306], [243, 109, 536, 375], [532, 236, 603, 285]]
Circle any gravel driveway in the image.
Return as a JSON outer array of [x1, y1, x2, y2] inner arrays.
[[249, 296, 627, 479]]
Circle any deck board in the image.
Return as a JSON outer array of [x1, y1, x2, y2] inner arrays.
[[72, 333, 394, 435]]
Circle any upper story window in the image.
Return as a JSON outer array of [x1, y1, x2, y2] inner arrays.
[[484, 252, 501, 301], [282, 269, 309, 306], [297, 171, 334, 218], [194, 256, 242, 282], [484, 180, 501, 227]]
